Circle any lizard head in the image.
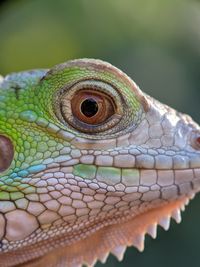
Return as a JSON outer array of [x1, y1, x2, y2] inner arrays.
[[0, 59, 200, 266]]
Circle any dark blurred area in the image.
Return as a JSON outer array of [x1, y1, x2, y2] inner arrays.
[[0, 0, 200, 266]]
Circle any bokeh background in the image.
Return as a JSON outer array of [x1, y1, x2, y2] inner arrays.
[[0, 0, 200, 266]]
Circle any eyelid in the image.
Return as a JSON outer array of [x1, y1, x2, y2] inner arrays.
[[53, 78, 142, 138], [54, 80, 123, 134], [62, 89, 121, 133]]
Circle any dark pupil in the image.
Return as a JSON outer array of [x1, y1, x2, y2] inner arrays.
[[81, 98, 99, 117]]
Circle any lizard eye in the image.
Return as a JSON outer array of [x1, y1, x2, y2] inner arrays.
[[71, 90, 115, 125], [56, 80, 123, 134]]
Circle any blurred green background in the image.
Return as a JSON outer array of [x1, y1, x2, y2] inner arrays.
[[0, 0, 200, 266]]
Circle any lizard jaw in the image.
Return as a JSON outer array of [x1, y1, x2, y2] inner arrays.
[[18, 193, 193, 267]]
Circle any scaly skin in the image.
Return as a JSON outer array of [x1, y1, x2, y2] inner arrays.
[[0, 59, 200, 267]]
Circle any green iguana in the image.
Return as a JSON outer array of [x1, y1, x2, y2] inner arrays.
[[0, 59, 200, 267]]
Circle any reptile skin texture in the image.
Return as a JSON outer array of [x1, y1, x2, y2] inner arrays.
[[0, 59, 200, 267]]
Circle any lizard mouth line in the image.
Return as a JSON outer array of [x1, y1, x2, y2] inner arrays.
[[25, 164, 200, 195]]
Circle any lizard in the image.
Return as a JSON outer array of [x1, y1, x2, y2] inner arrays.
[[0, 58, 200, 267]]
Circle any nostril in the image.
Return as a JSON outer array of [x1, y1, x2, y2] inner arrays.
[[196, 136, 200, 146], [191, 131, 200, 150]]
